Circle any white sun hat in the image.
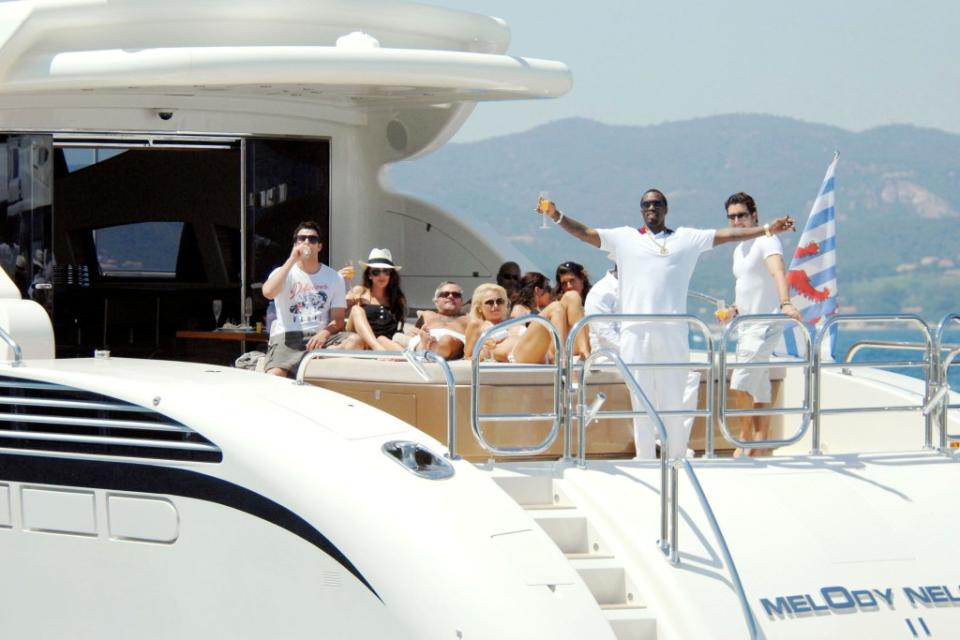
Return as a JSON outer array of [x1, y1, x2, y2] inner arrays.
[[360, 248, 402, 270]]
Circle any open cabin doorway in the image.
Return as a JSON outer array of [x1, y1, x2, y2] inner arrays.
[[0, 134, 330, 362]]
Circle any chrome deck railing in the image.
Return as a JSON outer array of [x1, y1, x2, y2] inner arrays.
[[0, 326, 23, 367], [716, 314, 813, 455], [813, 314, 935, 454], [470, 315, 564, 456]]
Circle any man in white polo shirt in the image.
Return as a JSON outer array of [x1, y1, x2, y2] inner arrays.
[[540, 189, 796, 459]]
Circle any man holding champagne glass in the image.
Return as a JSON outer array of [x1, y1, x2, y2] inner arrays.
[[262, 221, 346, 377]]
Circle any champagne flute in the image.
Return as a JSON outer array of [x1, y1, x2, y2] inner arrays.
[[212, 299, 223, 329], [340, 260, 355, 282], [537, 191, 552, 229], [243, 296, 253, 328]]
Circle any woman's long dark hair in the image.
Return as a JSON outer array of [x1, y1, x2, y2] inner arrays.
[[554, 261, 592, 300], [513, 272, 551, 310], [363, 267, 406, 332]]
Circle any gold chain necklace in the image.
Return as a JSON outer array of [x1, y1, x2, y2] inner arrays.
[[642, 227, 670, 256]]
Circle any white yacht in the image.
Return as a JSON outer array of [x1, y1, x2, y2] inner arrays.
[[0, 1, 958, 638]]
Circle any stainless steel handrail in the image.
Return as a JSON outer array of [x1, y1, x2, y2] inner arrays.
[[577, 349, 674, 555], [812, 314, 935, 454], [937, 346, 960, 452], [717, 314, 813, 453], [294, 348, 460, 458], [564, 313, 714, 461], [470, 315, 564, 456], [677, 459, 759, 640], [935, 313, 960, 452], [0, 326, 24, 367], [688, 290, 723, 308], [845, 339, 933, 362]]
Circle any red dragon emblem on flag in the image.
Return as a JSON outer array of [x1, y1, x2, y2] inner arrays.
[[787, 241, 831, 305]]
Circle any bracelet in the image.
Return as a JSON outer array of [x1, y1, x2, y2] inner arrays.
[[553, 210, 565, 224], [763, 223, 772, 237], [780, 300, 793, 308]]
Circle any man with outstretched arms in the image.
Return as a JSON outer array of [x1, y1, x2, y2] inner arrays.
[[262, 221, 346, 377], [539, 190, 795, 459]]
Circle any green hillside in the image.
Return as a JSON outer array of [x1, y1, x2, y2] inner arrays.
[[389, 114, 960, 320]]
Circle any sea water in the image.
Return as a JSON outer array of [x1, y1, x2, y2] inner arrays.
[[698, 326, 960, 390]]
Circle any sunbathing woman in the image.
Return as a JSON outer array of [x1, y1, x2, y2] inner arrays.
[[510, 272, 554, 318], [464, 283, 512, 360], [329, 248, 406, 351], [494, 288, 589, 364]]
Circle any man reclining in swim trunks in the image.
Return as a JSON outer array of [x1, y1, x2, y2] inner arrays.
[[408, 281, 469, 360]]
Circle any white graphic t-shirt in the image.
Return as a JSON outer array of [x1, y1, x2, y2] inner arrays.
[[269, 263, 346, 337]]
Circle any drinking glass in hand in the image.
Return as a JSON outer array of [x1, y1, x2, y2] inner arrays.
[[537, 191, 552, 229]]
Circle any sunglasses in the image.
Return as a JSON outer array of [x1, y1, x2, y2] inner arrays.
[[483, 297, 506, 307], [727, 212, 752, 221], [437, 290, 463, 299], [295, 235, 320, 244], [500, 274, 519, 281], [369, 268, 391, 276], [641, 199, 666, 210]]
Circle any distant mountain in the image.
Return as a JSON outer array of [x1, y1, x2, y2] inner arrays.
[[388, 114, 960, 319]]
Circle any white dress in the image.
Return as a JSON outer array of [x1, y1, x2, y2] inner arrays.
[[598, 226, 715, 459]]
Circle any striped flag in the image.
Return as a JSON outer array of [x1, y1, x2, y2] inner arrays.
[[782, 153, 840, 359]]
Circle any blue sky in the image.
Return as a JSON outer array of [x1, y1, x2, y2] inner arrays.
[[428, 0, 960, 142]]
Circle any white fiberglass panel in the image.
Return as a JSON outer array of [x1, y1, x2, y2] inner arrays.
[[21, 486, 97, 536], [107, 494, 179, 543], [0, 483, 10, 527], [490, 528, 578, 586]]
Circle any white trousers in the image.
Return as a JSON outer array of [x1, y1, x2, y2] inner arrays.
[[622, 326, 700, 459]]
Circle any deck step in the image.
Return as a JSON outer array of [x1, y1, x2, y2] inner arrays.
[[532, 514, 590, 555], [574, 563, 641, 608], [565, 552, 615, 560], [604, 607, 658, 640], [522, 503, 576, 511], [491, 474, 572, 508], [491, 471, 658, 640]]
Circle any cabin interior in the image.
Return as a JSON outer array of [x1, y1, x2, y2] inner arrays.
[[1, 133, 330, 362]]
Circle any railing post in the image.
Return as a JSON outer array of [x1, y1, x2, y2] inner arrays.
[[669, 462, 679, 564], [811, 323, 825, 455], [936, 314, 960, 452], [0, 327, 24, 367]]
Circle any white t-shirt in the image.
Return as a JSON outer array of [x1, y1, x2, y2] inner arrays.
[[597, 226, 715, 320], [584, 270, 620, 353], [269, 263, 346, 337], [733, 235, 784, 315]]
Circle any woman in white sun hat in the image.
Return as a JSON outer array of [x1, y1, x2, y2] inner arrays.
[[327, 248, 407, 351]]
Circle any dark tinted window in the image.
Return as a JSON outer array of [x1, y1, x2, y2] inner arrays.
[[94, 221, 184, 277]]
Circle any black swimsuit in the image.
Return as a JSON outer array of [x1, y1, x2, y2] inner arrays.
[[363, 304, 399, 338]]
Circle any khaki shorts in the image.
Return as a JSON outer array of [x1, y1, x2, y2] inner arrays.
[[263, 331, 314, 376]]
